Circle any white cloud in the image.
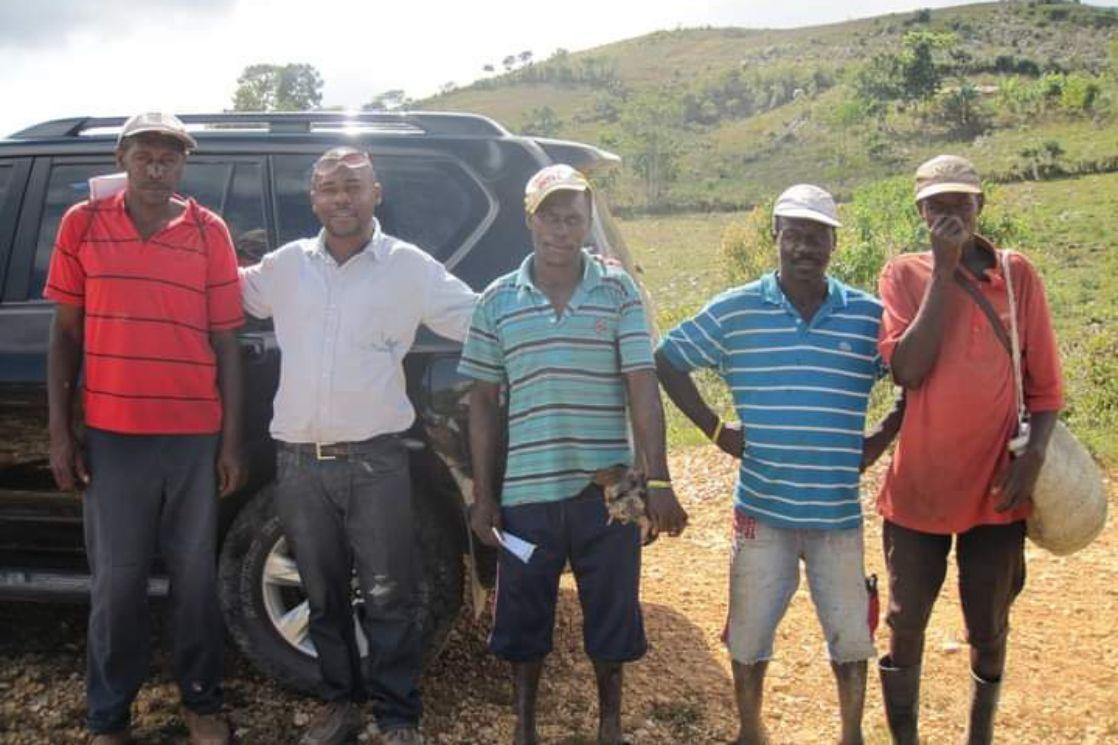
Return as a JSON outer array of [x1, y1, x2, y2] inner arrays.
[[2, 0, 1116, 137]]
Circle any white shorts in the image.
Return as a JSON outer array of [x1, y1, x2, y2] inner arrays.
[[725, 513, 877, 664]]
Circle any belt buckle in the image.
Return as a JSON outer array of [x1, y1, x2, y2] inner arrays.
[[314, 442, 337, 461]]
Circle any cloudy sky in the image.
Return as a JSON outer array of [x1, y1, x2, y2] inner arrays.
[[2, 0, 1115, 137]]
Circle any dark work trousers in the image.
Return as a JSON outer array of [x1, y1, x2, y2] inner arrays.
[[273, 435, 422, 732], [82, 428, 224, 735]]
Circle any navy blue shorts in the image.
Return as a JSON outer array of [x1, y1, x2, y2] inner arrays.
[[489, 483, 647, 662]]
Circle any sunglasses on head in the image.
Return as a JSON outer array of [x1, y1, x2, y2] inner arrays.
[[313, 151, 372, 175]]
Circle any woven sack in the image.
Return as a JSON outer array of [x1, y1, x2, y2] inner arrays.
[[997, 251, 1108, 554], [1025, 420, 1108, 555]]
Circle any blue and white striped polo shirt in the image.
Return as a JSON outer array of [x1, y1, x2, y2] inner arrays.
[[658, 272, 884, 530], [458, 250, 653, 507]]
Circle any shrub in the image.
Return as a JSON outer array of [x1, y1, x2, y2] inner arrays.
[[721, 197, 776, 285], [1065, 327, 1118, 458], [1058, 72, 1103, 114]]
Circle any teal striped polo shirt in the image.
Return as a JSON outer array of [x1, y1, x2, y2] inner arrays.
[[658, 272, 885, 530], [458, 250, 653, 506]]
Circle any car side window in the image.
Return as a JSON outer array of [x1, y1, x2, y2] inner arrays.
[[271, 153, 489, 262], [29, 160, 267, 297], [30, 161, 118, 298], [181, 161, 268, 265]]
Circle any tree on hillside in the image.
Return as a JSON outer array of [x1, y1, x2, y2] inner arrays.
[[363, 89, 410, 111], [233, 63, 323, 111], [612, 91, 685, 208], [502, 54, 517, 72], [899, 31, 955, 103], [853, 30, 957, 112], [520, 106, 562, 137], [519, 50, 533, 66], [483, 64, 495, 74]]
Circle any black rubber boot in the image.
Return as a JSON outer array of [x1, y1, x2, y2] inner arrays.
[[878, 656, 920, 745], [963, 669, 1001, 745]]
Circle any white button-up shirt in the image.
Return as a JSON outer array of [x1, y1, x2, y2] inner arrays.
[[239, 221, 477, 444]]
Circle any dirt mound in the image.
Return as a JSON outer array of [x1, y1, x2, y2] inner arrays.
[[1, 448, 1115, 743]]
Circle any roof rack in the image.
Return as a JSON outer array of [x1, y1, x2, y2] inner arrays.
[[9, 111, 510, 140]]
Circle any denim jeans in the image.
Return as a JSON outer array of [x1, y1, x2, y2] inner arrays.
[[82, 429, 224, 734], [273, 435, 421, 731]]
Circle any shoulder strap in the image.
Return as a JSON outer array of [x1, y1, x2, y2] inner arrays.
[[952, 266, 1012, 356], [189, 200, 211, 254], [1001, 250, 1027, 420]]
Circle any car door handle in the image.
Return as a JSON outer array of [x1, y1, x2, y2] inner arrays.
[[240, 336, 267, 360]]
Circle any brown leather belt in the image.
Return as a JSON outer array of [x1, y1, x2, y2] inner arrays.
[[279, 435, 396, 461]]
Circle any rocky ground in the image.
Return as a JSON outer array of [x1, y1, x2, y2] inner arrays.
[[1, 449, 1115, 744]]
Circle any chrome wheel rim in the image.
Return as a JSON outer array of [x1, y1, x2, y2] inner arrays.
[[259, 536, 368, 657]]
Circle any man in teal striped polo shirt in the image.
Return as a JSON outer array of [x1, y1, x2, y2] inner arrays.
[[460, 164, 687, 745], [656, 184, 900, 745]]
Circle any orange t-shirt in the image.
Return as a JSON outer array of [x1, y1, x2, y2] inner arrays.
[[876, 239, 1063, 534]]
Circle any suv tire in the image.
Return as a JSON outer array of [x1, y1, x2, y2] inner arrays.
[[217, 478, 465, 694]]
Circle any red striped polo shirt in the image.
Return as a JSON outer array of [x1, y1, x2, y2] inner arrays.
[[44, 191, 243, 434]]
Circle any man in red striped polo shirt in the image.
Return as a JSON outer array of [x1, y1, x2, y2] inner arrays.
[[45, 112, 244, 745]]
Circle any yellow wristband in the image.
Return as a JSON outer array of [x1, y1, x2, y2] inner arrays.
[[647, 479, 672, 490], [710, 418, 724, 442]]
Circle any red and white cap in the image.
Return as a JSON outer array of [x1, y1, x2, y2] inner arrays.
[[524, 164, 591, 215]]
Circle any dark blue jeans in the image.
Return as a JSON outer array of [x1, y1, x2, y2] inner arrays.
[[82, 428, 224, 735], [273, 435, 421, 731]]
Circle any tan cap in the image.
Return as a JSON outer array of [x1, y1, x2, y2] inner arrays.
[[118, 112, 197, 151], [773, 184, 842, 228], [524, 164, 591, 215], [914, 154, 982, 202]]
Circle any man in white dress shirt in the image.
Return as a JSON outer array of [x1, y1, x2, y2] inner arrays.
[[240, 147, 476, 745]]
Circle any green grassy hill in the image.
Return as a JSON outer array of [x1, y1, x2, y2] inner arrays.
[[421, 1, 1118, 212]]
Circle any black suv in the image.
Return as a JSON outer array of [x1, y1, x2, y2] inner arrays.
[[0, 111, 638, 693]]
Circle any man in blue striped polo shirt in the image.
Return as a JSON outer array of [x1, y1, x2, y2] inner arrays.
[[656, 184, 899, 745], [460, 164, 688, 745]]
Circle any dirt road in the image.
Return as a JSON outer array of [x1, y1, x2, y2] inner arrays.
[[1, 449, 1115, 743]]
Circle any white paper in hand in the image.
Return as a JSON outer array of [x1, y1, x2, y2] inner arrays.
[[492, 527, 536, 564], [89, 172, 128, 201]]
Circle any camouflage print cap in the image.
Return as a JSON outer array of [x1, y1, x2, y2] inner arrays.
[[914, 154, 982, 202]]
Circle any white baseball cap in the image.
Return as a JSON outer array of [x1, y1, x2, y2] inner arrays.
[[117, 112, 197, 151], [772, 184, 841, 228]]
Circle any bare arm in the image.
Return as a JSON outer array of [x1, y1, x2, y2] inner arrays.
[[47, 304, 88, 490], [888, 215, 967, 389], [654, 349, 743, 458], [887, 275, 954, 388], [861, 390, 905, 472], [994, 409, 1059, 512], [467, 381, 503, 547], [625, 367, 687, 536], [210, 329, 246, 496]]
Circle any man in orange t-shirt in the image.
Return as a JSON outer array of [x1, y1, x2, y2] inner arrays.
[[875, 155, 1062, 745]]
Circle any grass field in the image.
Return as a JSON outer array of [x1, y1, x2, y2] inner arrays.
[[619, 171, 1118, 463]]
